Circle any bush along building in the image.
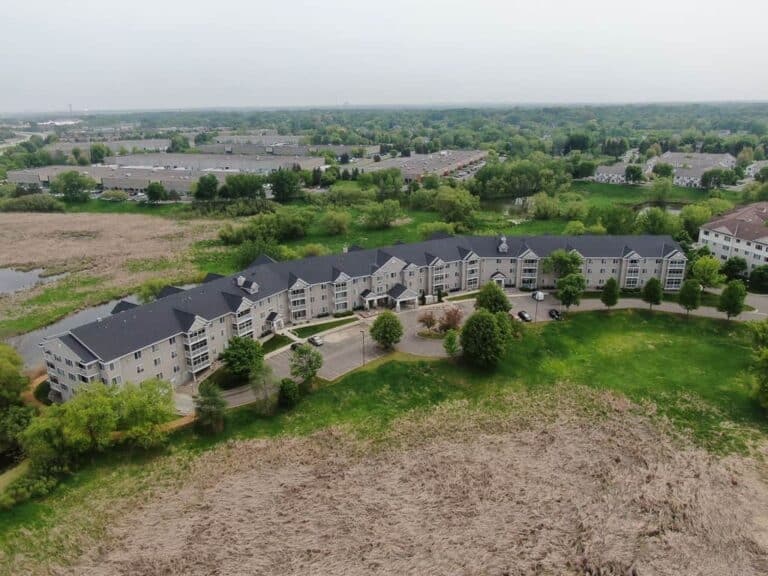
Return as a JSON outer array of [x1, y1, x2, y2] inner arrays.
[[41, 234, 686, 400]]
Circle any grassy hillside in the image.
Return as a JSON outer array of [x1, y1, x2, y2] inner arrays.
[[1, 311, 764, 574]]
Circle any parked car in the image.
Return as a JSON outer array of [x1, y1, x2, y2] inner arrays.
[[290, 342, 303, 351], [308, 335, 324, 347], [548, 309, 562, 321], [517, 310, 533, 322], [532, 291, 545, 302]]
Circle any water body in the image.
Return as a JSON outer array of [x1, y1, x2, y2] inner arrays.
[[5, 296, 139, 369], [5, 281, 199, 369], [0, 268, 67, 295]]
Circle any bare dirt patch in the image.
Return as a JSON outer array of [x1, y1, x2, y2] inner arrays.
[[64, 390, 768, 576]]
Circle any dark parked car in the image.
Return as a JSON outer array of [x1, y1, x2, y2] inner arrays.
[[290, 342, 303, 351], [549, 309, 562, 321], [517, 310, 533, 323]]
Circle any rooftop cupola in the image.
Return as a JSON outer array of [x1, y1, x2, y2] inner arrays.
[[498, 234, 508, 254]]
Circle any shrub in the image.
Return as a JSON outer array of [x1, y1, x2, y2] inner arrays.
[[362, 199, 402, 229], [417, 221, 455, 240], [0, 194, 65, 213], [279, 378, 300, 409], [333, 310, 355, 318], [320, 210, 352, 235], [438, 306, 464, 332], [100, 190, 129, 202], [418, 310, 437, 331], [33, 380, 52, 405], [443, 329, 460, 358], [298, 243, 327, 258], [409, 188, 437, 210]]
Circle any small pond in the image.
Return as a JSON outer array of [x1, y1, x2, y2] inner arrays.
[[0, 268, 67, 295]]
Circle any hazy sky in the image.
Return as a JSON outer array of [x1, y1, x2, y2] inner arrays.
[[2, 0, 767, 113]]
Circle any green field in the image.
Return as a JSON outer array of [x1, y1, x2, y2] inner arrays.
[[579, 290, 756, 311], [292, 317, 358, 338], [63, 199, 193, 217], [0, 311, 763, 571], [571, 181, 742, 208]]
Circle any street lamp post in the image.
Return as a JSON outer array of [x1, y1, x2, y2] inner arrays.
[[534, 296, 539, 322], [360, 329, 366, 366]]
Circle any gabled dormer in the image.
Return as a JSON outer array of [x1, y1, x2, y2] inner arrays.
[[497, 235, 508, 254]]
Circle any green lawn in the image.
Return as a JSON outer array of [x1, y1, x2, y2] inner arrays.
[[262, 334, 294, 354], [579, 290, 755, 312], [292, 317, 358, 338], [446, 291, 480, 301], [1, 311, 764, 571], [63, 199, 193, 217], [572, 181, 742, 208]]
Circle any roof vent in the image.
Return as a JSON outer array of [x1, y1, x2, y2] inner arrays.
[[498, 235, 508, 254], [236, 275, 246, 287]]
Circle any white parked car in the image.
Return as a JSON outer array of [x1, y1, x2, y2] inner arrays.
[[532, 291, 545, 302]]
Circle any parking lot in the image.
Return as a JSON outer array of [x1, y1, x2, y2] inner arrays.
[[268, 291, 562, 382]]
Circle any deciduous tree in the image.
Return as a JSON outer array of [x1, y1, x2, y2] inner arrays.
[[557, 273, 586, 311], [289, 344, 323, 383], [460, 310, 503, 369], [370, 311, 403, 349], [678, 279, 701, 315], [194, 380, 227, 434], [474, 282, 511, 313], [221, 336, 265, 381], [600, 277, 619, 308], [641, 277, 663, 310], [692, 255, 725, 287], [718, 280, 747, 319]]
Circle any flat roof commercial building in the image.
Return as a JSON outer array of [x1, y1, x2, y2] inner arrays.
[[41, 233, 685, 401], [102, 153, 324, 173], [44, 139, 170, 156], [195, 143, 379, 157], [8, 165, 260, 194], [354, 150, 487, 181]]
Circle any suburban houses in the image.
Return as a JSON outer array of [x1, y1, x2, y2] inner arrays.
[[698, 202, 768, 270], [40, 234, 686, 401], [594, 151, 738, 187]]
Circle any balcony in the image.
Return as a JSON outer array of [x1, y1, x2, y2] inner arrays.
[[626, 267, 639, 277]]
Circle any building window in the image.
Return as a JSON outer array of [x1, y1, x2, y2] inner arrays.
[[169, 337, 176, 345], [173, 365, 180, 373], [134, 351, 142, 360], [154, 358, 161, 367], [137, 366, 144, 374], [152, 344, 159, 353], [65, 358, 73, 367]]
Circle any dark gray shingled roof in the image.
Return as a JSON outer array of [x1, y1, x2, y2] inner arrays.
[[110, 300, 138, 315], [66, 235, 682, 362], [157, 285, 185, 299], [60, 334, 98, 364]]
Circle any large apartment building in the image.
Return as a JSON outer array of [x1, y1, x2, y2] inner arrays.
[[698, 202, 768, 271], [41, 234, 686, 401]]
